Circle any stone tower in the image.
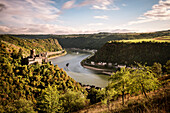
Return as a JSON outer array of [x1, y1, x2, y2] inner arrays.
[[30, 49, 36, 58]]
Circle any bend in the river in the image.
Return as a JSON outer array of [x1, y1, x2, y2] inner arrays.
[[49, 50, 109, 88]]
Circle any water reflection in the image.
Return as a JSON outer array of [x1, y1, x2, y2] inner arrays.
[[49, 52, 109, 87]]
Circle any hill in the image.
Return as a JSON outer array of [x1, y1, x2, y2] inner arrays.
[[0, 38, 88, 112], [88, 40, 170, 66], [0, 35, 63, 57], [10, 30, 170, 50]]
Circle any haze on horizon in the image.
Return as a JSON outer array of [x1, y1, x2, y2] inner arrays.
[[0, 0, 170, 34]]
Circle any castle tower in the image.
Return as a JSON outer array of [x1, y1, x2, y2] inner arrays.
[[30, 49, 36, 58]]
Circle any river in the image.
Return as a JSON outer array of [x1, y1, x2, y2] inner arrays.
[[49, 51, 109, 88]]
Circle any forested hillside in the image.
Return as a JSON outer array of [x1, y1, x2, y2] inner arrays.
[[0, 40, 89, 112], [0, 35, 63, 57], [11, 30, 170, 50], [89, 41, 170, 65]]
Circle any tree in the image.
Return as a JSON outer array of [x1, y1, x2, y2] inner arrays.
[[109, 67, 130, 105], [108, 64, 161, 104], [165, 60, 170, 74], [87, 88, 99, 104], [60, 89, 89, 112], [18, 48, 23, 58], [128, 64, 160, 98], [6, 98, 35, 113], [151, 62, 162, 77], [100, 87, 116, 111], [37, 85, 61, 113]]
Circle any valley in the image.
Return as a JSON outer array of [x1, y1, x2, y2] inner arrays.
[[0, 31, 170, 113]]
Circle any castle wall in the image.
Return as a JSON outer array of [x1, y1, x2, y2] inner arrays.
[[47, 50, 64, 56], [28, 50, 64, 65]]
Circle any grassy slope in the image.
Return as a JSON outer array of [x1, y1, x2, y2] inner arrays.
[[77, 80, 170, 113]]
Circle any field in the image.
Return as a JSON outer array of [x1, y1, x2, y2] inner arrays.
[[118, 36, 170, 43]]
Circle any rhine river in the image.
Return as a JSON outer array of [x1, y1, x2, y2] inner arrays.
[[49, 51, 109, 87]]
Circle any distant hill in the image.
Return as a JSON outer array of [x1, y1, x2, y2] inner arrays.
[[9, 29, 170, 50]]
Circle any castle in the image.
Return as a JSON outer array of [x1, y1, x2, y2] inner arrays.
[[27, 49, 65, 65], [28, 49, 48, 65]]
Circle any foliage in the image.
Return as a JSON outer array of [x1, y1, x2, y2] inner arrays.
[[107, 64, 161, 105], [165, 60, 170, 74], [0, 35, 63, 57], [37, 85, 61, 113], [100, 88, 116, 111], [90, 41, 170, 65], [60, 89, 89, 112], [128, 64, 160, 98], [151, 62, 162, 77], [87, 88, 100, 104], [0, 41, 85, 112], [4, 98, 35, 113], [109, 67, 131, 104]]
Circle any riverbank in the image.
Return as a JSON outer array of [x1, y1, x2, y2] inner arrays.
[[48, 51, 67, 60], [82, 64, 113, 75], [80, 50, 114, 75]]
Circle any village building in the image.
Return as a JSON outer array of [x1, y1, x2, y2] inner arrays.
[[90, 61, 95, 65], [108, 63, 112, 67]]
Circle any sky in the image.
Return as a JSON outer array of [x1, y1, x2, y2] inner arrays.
[[0, 0, 170, 34]]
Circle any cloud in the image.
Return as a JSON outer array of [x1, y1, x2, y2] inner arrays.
[[96, 28, 136, 33], [0, 0, 60, 26], [94, 15, 109, 20], [0, 3, 6, 12], [111, 29, 135, 33], [0, 0, 79, 34], [91, 0, 119, 10], [76, 0, 119, 10], [0, 25, 11, 33], [0, 24, 79, 34], [77, 0, 93, 7], [122, 4, 127, 7], [62, 0, 75, 9], [0, 24, 109, 34], [127, 0, 170, 26], [143, 0, 170, 20], [87, 23, 104, 26]]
